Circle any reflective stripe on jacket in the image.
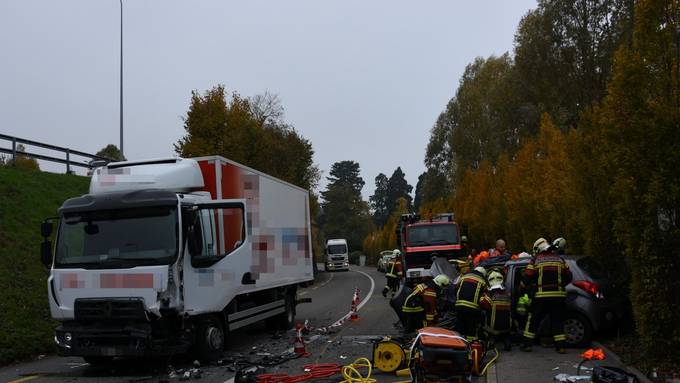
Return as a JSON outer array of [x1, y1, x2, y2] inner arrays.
[[402, 281, 438, 324], [455, 270, 487, 310], [523, 252, 572, 298]]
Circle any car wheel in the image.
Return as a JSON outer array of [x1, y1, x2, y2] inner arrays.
[[564, 312, 593, 346]]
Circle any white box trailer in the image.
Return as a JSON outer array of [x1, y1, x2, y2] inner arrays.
[[40, 156, 313, 363]]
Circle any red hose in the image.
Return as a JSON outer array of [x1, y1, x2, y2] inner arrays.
[[257, 363, 341, 383]]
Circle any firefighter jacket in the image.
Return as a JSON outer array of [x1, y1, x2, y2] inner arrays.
[[480, 289, 512, 334], [455, 270, 488, 310], [385, 258, 403, 279], [402, 280, 439, 325], [522, 252, 572, 299]]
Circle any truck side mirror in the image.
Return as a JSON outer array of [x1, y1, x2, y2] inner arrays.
[[40, 241, 52, 267], [41, 221, 53, 238]]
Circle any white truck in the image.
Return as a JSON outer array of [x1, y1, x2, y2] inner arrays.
[[39, 156, 314, 363], [324, 238, 349, 271]]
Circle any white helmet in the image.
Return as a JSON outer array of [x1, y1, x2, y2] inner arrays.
[[474, 266, 487, 278], [487, 270, 503, 287], [393, 249, 401, 256], [518, 252, 531, 259], [433, 274, 451, 288], [533, 238, 550, 254], [552, 237, 566, 250]]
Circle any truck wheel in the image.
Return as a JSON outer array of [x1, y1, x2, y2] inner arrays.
[[83, 356, 113, 365], [564, 312, 593, 346], [267, 294, 296, 330], [194, 316, 225, 362]]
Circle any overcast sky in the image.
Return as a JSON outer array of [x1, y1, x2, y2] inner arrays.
[[1, 0, 535, 198]]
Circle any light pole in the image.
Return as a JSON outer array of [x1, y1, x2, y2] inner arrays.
[[119, 0, 124, 157]]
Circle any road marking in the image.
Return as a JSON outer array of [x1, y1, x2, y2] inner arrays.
[[327, 269, 375, 328], [8, 375, 41, 383], [300, 271, 333, 296]]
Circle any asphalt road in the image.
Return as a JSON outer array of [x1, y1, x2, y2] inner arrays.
[[0, 266, 421, 383], [1, 265, 631, 383]]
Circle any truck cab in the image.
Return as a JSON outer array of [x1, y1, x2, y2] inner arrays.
[[324, 238, 349, 271], [396, 213, 465, 285]]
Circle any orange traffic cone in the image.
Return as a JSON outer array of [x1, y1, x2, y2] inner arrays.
[[349, 287, 360, 321], [293, 323, 308, 356]]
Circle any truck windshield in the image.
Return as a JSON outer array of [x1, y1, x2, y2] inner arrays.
[[328, 245, 347, 255], [55, 206, 178, 268], [407, 224, 458, 246]]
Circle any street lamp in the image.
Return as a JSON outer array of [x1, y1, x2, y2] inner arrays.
[[119, 0, 124, 157]]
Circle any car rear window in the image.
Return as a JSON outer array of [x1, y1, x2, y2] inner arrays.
[[575, 257, 606, 279]]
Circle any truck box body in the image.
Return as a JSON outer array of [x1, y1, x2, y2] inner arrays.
[[46, 157, 313, 360]]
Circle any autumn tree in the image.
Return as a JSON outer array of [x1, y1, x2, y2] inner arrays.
[[175, 85, 319, 191], [96, 144, 125, 161]]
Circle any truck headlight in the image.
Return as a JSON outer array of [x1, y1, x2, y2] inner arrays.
[[343, 262, 349, 266]]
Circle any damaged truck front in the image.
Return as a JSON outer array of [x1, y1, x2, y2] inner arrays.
[[40, 157, 314, 364]]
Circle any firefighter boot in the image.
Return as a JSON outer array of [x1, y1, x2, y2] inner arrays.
[[382, 286, 389, 297], [520, 339, 532, 352]]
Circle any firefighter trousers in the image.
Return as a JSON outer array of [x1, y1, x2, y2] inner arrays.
[[522, 297, 567, 347], [455, 306, 483, 341]]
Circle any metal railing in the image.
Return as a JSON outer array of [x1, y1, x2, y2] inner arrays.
[[0, 133, 112, 173]]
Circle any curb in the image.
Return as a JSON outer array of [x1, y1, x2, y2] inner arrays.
[[592, 341, 652, 383], [486, 363, 498, 383]]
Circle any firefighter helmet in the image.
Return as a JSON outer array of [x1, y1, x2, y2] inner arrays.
[[552, 237, 566, 250], [488, 270, 504, 289], [393, 249, 401, 256], [474, 266, 487, 278], [533, 238, 550, 254], [433, 274, 451, 288]]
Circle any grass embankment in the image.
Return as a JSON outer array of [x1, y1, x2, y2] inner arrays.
[[0, 167, 89, 365]]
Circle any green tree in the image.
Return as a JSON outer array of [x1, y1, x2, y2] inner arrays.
[[320, 161, 373, 251], [386, 167, 413, 215], [513, 0, 634, 129], [369, 173, 390, 227], [592, 0, 680, 360], [95, 144, 126, 161]]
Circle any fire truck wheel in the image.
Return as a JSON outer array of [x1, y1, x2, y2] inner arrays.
[[83, 356, 113, 365], [195, 316, 225, 361]]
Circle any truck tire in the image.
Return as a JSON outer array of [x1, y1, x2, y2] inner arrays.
[[563, 312, 593, 346], [267, 294, 296, 330], [83, 356, 114, 365], [194, 316, 225, 362]]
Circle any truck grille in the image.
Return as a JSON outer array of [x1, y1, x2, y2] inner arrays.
[[74, 298, 147, 321], [332, 256, 345, 261]]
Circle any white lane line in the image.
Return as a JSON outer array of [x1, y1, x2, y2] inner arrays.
[[300, 271, 334, 296], [328, 269, 375, 327], [311, 271, 334, 290]]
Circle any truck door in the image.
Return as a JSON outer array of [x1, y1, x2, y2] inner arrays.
[[183, 199, 249, 315]]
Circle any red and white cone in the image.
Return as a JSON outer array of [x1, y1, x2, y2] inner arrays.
[[293, 322, 309, 356], [349, 287, 360, 321]]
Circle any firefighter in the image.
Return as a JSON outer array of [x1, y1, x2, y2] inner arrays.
[[402, 274, 451, 331], [481, 270, 513, 351], [521, 238, 573, 353], [381, 249, 403, 298], [454, 266, 488, 341]]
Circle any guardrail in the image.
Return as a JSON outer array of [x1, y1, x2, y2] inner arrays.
[[0, 133, 112, 173]]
